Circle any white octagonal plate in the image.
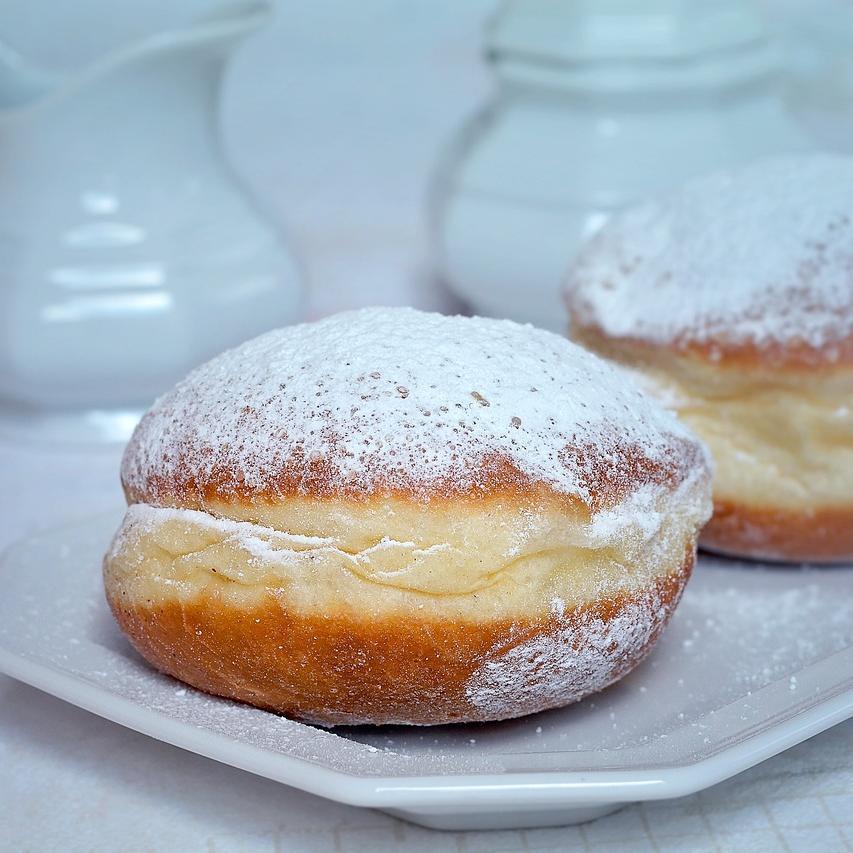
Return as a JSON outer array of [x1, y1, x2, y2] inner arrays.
[[1, 512, 852, 830]]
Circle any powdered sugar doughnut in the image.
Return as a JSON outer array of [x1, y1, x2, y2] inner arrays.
[[105, 307, 711, 725], [566, 154, 853, 563]]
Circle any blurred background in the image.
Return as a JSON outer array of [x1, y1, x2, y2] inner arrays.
[[0, 0, 852, 442]]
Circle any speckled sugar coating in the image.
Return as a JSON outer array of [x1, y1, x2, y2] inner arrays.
[[566, 154, 853, 361], [465, 580, 677, 717], [122, 307, 708, 511]]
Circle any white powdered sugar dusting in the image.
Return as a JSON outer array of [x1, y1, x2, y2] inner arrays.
[[566, 154, 853, 354], [466, 583, 673, 716], [122, 307, 705, 508], [111, 502, 450, 570]]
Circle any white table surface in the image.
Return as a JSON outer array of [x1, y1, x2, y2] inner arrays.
[[2, 1, 853, 850]]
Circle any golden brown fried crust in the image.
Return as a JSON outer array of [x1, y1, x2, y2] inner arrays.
[[122, 433, 704, 518], [701, 502, 853, 564], [570, 320, 853, 372], [122, 471, 577, 520], [105, 556, 692, 726]]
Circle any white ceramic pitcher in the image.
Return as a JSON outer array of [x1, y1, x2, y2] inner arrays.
[[431, 0, 817, 331], [0, 1, 303, 441]]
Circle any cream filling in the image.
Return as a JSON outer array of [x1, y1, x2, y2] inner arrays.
[[105, 475, 709, 621]]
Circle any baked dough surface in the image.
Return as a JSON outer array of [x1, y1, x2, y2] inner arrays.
[[106, 307, 713, 723]]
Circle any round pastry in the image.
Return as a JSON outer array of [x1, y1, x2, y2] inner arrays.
[[105, 307, 712, 725], [565, 154, 853, 564]]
